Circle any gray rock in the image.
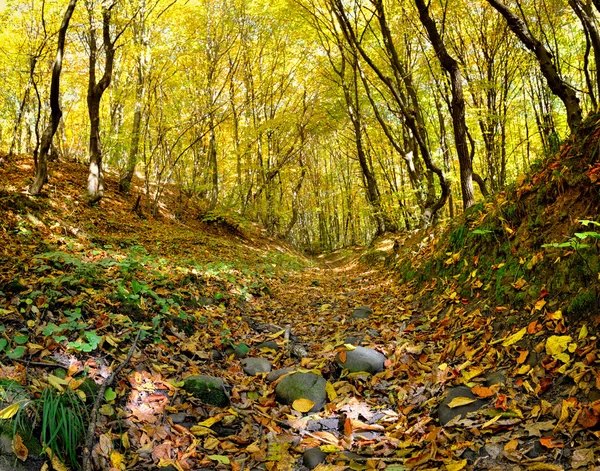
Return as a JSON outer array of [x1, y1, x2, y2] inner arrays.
[[241, 357, 272, 376], [303, 447, 327, 469], [210, 349, 224, 361], [335, 346, 386, 374], [344, 336, 362, 346], [256, 340, 279, 351], [351, 306, 372, 319], [438, 386, 486, 425], [275, 372, 327, 412], [169, 413, 187, 424], [183, 375, 229, 407], [486, 371, 506, 387], [266, 368, 294, 383]]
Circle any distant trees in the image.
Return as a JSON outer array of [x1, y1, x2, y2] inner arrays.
[[2, 0, 599, 249]]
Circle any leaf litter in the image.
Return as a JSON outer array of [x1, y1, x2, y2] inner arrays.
[[1, 157, 600, 470]]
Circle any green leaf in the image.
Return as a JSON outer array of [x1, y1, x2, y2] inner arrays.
[[42, 323, 62, 336], [7, 347, 26, 359], [13, 334, 29, 345], [208, 455, 230, 465], [104, 388, 117, 402], [0, 339, 7, 351]]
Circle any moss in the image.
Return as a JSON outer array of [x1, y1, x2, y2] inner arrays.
[[183, 375, 229, 407], [566, 290, 599, 322]]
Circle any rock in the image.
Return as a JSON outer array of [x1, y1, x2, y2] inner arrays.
[[256, 340, 279, 351], [344, 336, 362, 346], [486, 371, 506, 387], [210, 349, 224, 361], [169, 413, 187, 424], [351, 305, 372, 319], [303, 447, 327, 469], [438, 386, 486, 425], [335, 346, 386, 374], [241, 357, 272, 376], [266, 368, 294, 383], [275, 372, 327, 412], [183, 375, 229, 407]]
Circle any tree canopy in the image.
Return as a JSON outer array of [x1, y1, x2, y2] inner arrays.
[[1, 0, 597, 250]]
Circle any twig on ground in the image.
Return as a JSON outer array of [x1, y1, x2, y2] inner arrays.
[[82, 328, 142, 471]]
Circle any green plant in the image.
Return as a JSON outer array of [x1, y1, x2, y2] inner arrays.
[[40, 387, 88, 469]]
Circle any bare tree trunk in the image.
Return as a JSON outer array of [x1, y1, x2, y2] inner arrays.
[[415, 0, 476, 210], [487, 0, 582, 132], [86, 3, 117, 205], [29, 0, 78, 194]]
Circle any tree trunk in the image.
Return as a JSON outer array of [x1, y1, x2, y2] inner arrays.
[[487, 0, 582, 132], [415, 0, 476, 210], [86, 4, 116, 205], [29, 0, 78, 195]]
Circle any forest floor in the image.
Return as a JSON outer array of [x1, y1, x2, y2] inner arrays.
[[1, 153, 600, 471]]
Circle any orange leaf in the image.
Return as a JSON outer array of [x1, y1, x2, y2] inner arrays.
[[527, 321, 538, 334], [540, 437, 564, 449], [516, 350, 529, 365], [344, 417, 353, 437], [12, 433, 28, 461], [471, 386, 494, 398], [338, 351, 347, 363]]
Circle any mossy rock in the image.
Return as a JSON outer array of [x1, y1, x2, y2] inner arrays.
[[275, 372, 327, 412], [183, 375, 229, 407]]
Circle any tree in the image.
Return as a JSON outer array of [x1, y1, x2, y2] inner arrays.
[[29, 0, 78, 195], [414, 0, 476, 210], [487, 0, 583, 132], [85, 0, 121, 204]]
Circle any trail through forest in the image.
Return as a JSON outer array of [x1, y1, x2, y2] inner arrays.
[[2, 154, 600, 471]]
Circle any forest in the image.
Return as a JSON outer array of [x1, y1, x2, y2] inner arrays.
[[2, 0, 598, 250], [3, 0, 600, 470]]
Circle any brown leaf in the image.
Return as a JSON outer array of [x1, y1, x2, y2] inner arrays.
[[12, 433, 28, 461]]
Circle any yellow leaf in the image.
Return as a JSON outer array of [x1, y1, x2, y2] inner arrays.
[[197, 416, 222, 428], [319, 445, 341, 453], [326, 382, 337, 401], [292, 398, 315, 413], [481, 414, 501, 429], [534, 299, 546, 311], [45, 448, 68, 471], [546, 336, 572, 356], [438, 363, 448, 370], [121, 432, 130, 450], [268, 329, 286, 339], [0, 403, 19, 419], [502, 327, 527, 347], [579, 325, 588, 340], [246, 442, 261, 453], [526, 464, 564, 471], [462, 367, 485, 382], [445, 459, 467, 471], [516, 365, 531, 375], [110, 450, 125, 469], [447, 397, 476, 408], [343, 344, 356, 351], [47, 374, 68, 392]]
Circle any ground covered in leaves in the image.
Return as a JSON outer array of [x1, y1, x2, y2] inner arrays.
[[1, 155, 600, 471]]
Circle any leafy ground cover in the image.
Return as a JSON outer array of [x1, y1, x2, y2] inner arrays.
[[1, 151, 600, 471]]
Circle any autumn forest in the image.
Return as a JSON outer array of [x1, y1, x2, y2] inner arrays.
[[2, 0, 597, 250]]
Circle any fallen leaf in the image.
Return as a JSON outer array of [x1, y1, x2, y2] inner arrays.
[[502, 327, 527, 347], [0, 403, 19, 419], [471, 386, 494, 398], [447, 397, 476, 408], [445, 459, 467, 471], [292, 398, 315, 413], [12, 433, 28, 461]]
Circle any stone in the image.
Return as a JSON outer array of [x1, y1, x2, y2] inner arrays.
[[256, 340, 279, 351], [351, 305, 372, 319], [169, 413, 187, 424], [486, 371, 506, 387], [303, 447, 327, 469], [275, 372, 327, 412], [335, 347, 386, 374], [241, 357, 272, 376], [437, 386, 486, 425], [266, 368, 294, 383], [344, 336, 362, 346], [183, 375, 229, 407], [210, 349, 224, 361]]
